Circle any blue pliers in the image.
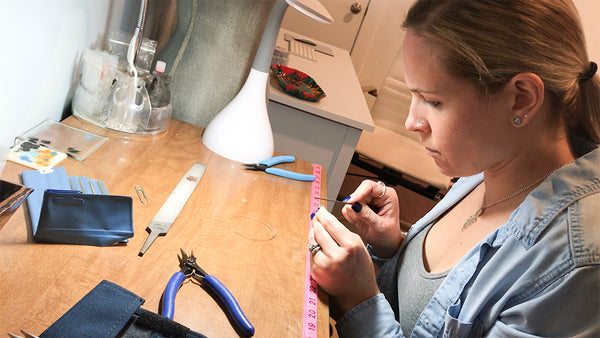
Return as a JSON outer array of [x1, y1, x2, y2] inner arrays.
[[243, 155, 315, 181], [162, 249, 255, 337]]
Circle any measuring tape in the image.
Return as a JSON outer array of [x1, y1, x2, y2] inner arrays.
[[302, 163, 322, 337]]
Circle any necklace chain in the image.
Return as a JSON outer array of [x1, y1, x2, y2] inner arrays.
[[462, 160, 574, 230]]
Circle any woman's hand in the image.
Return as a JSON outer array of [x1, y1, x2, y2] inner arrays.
[[309, 207, 380, 315], [341, 180, 404, 258]]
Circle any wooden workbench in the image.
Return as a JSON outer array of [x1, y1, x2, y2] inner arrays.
[[0, 116, 328, 337]]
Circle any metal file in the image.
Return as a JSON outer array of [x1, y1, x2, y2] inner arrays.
[[138, 162, 207, 256]]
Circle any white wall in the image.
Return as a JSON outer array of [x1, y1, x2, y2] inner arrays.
[[353, 0, 600, 104], [351, 0, 410, 102], [574, 0, 600, 61], [0, 0, 123, 147]]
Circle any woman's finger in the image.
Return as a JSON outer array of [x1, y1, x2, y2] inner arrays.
[[345, 180, 387, 204], [312, 216, 339, 254], [314, 207, 357, 248]]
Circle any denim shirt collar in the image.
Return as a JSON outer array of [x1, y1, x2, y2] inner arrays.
[[406, 143, 600, 252], [504, 145, 600, 248]]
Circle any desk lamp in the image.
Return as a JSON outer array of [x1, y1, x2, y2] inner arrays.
[[202, 0, 333, 163]]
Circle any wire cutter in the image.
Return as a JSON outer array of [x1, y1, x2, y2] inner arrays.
[[162, 249, 255, 337], [243, 155, 315, 181]]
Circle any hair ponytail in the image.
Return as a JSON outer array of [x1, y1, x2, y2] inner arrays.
[[576, 72, 600, 143]]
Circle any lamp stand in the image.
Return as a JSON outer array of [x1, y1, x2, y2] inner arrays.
[[201, 0, 332, 163]]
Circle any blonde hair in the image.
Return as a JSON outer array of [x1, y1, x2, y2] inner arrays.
[[403, 0, 600, 143]]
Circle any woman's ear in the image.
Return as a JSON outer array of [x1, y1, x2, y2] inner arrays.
[[507, 73, 544, 127]]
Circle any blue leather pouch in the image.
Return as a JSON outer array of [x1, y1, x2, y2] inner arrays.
[[35, 190, 133, 246], [22, 167, 133, 246]]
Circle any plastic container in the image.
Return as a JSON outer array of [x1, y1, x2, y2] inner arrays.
[[101, 70, 152, 133], [72, 49, 118, 121], [145, 61, 172, 132]]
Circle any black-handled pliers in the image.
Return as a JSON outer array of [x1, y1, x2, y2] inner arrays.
[[243, 155, 315, 181], [162, 249, 255, 337]]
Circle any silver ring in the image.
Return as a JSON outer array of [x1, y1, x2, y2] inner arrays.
[[308, 243, 321, 255], [376, 181, 386, 198]]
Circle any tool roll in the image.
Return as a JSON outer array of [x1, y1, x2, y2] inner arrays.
[[39, 280, 206, 338], [21, 167, 133, 246]]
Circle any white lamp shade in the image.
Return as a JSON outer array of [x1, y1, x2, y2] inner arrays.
[[201, 69, 273, 163]]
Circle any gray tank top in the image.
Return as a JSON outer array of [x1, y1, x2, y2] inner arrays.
[[396, 223, 449, 335]]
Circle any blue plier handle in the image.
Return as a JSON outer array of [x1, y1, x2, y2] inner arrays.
[[162, 249, 255, 337], [244, 155, 316, 181]]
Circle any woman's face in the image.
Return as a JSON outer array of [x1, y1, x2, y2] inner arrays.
[[402, 31, 515, 178]]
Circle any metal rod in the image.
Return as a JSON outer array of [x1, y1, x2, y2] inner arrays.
[[315, 197, 352, 205]]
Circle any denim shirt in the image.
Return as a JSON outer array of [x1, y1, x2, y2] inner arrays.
[[335, 145, 600, 337]]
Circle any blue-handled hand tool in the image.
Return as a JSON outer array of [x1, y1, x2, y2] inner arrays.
[[243, 155, 315, 181], [162, 249, 255, 337]]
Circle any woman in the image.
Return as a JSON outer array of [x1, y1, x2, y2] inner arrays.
[[309, 0, 600, 336]]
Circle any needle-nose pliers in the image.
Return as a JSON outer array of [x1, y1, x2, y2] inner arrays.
[[162, 249, 255, 337], [244, 155, 316, 181]]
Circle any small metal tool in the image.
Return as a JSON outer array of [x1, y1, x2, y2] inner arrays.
[[134, 185, 148, 204], [138, 163, 206, 256], [244, 155, 315, 182], [317, 197, 352, 205]]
